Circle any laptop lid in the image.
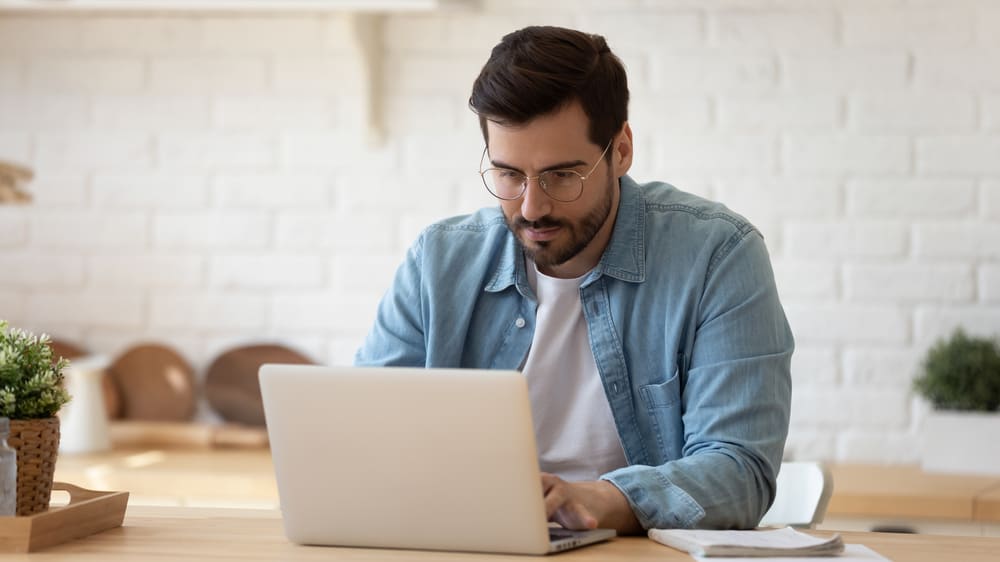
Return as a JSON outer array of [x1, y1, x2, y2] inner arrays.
[[259, 364, 613, 555]]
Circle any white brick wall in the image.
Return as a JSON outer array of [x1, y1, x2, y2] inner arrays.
[[915, 306, 1000, 344], [26, 57, 145, 94], [0, 59, 19, 90], [784, 221, 908, 259], [718, 95, 839, 131], [30, 211, 148, 250], [93, 96, 210, 130], [88, 255, 204, 289], [842, 8, 974, 48], [93, 174, 209, 209], [30, 174, 88, 207], [36, 133, 152, 169], [772, 261, 838, 299], [791, 387, 910, 428], [982, 265, 1000, 302], [150, 293, 268, 330], [782, 51, 909, 91], [27, 292, 145, 329], [158, 132, 275, 169], [2, 1, 999, 465], [153, 211, 271, 249], [917, 136, 1000, 174], [843, 348, 922, 387], [985, 96, 1000, 130], [785, 303, 910, 345], [0, 94, 89, 130], [849, 93, 976, 133], [844, 264, 974, 302], [986, 181, 1000, 219], [652, 52, 778, 93], [0, 254, 85, 288], [836, 431, 920, 464], [784, 135, 911, 175], [710, 11, 838, 48], [0, 209, 26, 246], [790, 346, 839, 385], [915, 51, 1000, 91], [208, 255, 324, 289], [846, 179, 976, 218], [0, 132, 29, 162], [148, 58, 268, 94], [913, 223, 1000, 259]]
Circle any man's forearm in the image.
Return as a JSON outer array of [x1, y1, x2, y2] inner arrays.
[[593, 480, 644, 534]]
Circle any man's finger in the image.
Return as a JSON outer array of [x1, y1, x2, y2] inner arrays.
[[553, 503, 599, 531], [542, 476, 599, 530], [543, 482, 567, 518]]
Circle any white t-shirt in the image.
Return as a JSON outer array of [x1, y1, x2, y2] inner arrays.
[[522, 261, 628, 482]]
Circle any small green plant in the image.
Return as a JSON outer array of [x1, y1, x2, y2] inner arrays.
[[913, 329, 1000, 412], [0, 320, 72, 419]]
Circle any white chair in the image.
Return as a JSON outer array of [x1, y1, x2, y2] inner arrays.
[[758, 461, 834, 529]]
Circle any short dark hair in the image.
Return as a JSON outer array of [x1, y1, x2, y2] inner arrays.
[[469, 26, 629, 151]]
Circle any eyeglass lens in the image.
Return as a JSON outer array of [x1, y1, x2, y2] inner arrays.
[[483, 169, 583, 202]]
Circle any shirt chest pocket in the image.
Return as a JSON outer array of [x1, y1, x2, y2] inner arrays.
[[637, 368, 685, 462], [639, 368, 682, 409]]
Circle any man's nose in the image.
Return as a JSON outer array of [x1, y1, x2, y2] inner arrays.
[[520, 177, 552, 222]]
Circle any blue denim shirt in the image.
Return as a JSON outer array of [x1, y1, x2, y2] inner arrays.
[[355, 175, 793, 530]]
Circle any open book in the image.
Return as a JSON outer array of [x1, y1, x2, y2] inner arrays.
[[648, 527, 844, 557]]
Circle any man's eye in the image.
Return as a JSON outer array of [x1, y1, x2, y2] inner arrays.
[[550, 171, 577, 180], [496, 169, 520, 179]]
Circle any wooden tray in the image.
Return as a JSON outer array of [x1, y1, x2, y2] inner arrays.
[[0, 482, 129, 553]]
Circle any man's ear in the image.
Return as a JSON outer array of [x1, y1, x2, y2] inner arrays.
[[613, 123, 634, 178]]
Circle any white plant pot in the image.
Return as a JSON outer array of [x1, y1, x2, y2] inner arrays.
[[921, 410, 1000, 476]]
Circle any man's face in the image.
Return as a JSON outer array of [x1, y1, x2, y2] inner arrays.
[[485, 101, 626, 279]]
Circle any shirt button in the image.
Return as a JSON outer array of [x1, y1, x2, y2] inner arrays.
[[515, 317, 526, 328]]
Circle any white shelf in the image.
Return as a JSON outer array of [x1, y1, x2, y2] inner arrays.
[[0, 0, 467, 12], [0, 1, 473, 144]]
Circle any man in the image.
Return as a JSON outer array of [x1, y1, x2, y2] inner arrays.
[[356, 26, 793, 534]]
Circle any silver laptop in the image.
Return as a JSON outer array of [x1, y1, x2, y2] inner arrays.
[[258, 364, 616, 555]]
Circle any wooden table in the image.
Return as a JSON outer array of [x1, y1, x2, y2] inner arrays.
[[7, 505, 1000, 561], [829, 464, 1000, 521], [824, 465, 1000, 536], [55, 449, 1000, 534], [974, 483, 1000, 524], [55, 447, 278, 508]]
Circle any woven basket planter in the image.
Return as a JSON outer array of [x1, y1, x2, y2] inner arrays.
[[7, 417, 60, 516]]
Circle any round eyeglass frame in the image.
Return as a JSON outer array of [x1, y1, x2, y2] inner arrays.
[[478, 140, 613, 203]]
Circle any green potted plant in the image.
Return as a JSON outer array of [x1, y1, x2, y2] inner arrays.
[[0, 320, 72, 515], [913, 328, 1000, 476]]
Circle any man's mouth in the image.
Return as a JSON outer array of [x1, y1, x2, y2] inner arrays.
[[515, 218, 564, 243], [522, 225, 561, 242]]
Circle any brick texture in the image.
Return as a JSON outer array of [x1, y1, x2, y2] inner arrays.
[[844, 263, 975, 302], [0, 210, 26, 247], [2, 2, 999, 464], [846, 179, 976, 218]]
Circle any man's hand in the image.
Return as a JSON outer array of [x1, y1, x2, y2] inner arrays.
[[541, 473, 643, 535]]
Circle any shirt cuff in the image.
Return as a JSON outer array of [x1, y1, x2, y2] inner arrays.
[[602, 465, 706, 530]]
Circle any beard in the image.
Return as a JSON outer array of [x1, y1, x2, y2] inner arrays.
[[505, 174, 615, 270]]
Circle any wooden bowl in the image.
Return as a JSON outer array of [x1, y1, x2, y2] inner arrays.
[[106, 343, 196, 421], [204, 344, 315, 426]]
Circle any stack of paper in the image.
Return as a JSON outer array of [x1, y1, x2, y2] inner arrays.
[[648, 527, 844, 557]]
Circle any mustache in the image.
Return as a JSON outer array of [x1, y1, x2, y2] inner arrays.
[[512, 216, 565, 230]]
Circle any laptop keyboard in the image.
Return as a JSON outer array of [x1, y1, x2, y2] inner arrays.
[[549, 528, 581, 541]]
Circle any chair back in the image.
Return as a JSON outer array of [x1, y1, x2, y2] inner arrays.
[[758, 461, 833, 528]]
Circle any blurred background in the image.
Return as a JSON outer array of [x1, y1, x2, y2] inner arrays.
[[0, 0, 998, 466]]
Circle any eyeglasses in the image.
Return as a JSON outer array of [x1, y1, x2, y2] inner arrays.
[[478, 141, 613, 203]]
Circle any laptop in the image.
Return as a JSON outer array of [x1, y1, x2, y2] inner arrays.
[[258, 364, 616, 555]]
